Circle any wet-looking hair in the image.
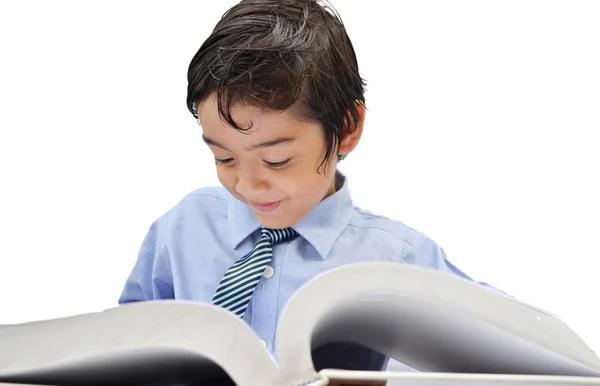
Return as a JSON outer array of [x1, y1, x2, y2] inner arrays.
[[186, 0, 366, 168]]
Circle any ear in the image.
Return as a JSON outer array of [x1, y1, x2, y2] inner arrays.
[[338, 102, 366, 156]]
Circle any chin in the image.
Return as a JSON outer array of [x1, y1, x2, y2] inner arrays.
[[252, 209, 305, 230], [254, 216, 293, 230]]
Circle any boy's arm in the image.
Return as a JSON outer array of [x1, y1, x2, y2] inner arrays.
[[118, 221, 174, 304], [400, 226, 510, 294], [400, 227, 559, 317]]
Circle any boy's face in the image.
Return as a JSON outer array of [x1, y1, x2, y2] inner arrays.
[[198, 95, 343, 229]]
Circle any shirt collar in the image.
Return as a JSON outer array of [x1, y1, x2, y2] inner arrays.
[[227, 170, 354, 260]]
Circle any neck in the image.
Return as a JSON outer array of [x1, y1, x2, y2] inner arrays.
[[323, 170, 341, 201]]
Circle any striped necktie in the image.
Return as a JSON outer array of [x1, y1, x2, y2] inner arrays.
[[211, 227, 297, 317]]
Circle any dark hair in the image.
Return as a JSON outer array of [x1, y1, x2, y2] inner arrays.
[[186, 0, 366, 169]]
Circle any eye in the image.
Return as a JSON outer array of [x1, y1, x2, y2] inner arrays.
[[264, 159, 291, 170], [215, 157, 234, 165]]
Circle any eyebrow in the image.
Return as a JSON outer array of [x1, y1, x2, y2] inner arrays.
[[202, 135, 296, 151]]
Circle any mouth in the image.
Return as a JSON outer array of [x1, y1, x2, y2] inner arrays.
[[249, 201, 281, 213]]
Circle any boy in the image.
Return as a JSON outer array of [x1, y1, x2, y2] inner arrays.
[[119, 0, 491, 373]]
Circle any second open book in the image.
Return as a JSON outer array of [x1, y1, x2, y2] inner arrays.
[[1, 262, 600, 386]]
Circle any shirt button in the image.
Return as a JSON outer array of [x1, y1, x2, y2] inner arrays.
[[260, 340, 267, 348], [263, 266, 275, 278]]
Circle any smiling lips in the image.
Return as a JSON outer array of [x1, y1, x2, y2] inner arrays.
[[249, 201, 281, 213]]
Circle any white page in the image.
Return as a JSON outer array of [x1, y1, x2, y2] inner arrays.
[[0, 301, 278, 386], [276, 263, 600, 383]]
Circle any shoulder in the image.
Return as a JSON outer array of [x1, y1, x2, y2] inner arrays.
[[179, 186, 230, 207], [164, 185, 230, 215], [349, 206, 445, 268], [348, 206, 411, 240], [150, 186, 231, 233]]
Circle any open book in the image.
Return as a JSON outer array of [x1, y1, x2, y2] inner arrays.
[[1, 262, 600, 386]]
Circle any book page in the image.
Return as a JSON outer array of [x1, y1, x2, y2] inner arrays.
[[0, 301, 279, 386], [275, 262, 600, 384]]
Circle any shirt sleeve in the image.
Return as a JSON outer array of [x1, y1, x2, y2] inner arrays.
[[118, 220, 175, 304], [400, 226, 509, 295], [399, 226, 560, 318]]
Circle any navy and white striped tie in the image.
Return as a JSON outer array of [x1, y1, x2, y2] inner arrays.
[[211, 227, 297, 317]]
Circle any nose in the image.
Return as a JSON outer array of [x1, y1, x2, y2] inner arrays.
[[235, 164, 269, 198]]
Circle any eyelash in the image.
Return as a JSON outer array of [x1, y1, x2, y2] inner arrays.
[[214, 158, 291, 170], [264, 159, 291, 170], [214, 158, 233, 166]]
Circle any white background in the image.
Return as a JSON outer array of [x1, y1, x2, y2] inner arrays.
[[1, 0, 598, 356]]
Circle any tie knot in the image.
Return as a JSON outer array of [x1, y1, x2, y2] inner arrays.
[[261, 227, 297, 245]]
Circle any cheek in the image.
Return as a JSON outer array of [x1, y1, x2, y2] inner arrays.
[[283, 166, 331, 197], [216, 167, 236, 189]]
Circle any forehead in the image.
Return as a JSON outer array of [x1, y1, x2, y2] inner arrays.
[[197, 95, 320, 144]]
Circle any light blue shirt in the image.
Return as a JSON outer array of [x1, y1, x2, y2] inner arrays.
[[118, 171, 488, 371]]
